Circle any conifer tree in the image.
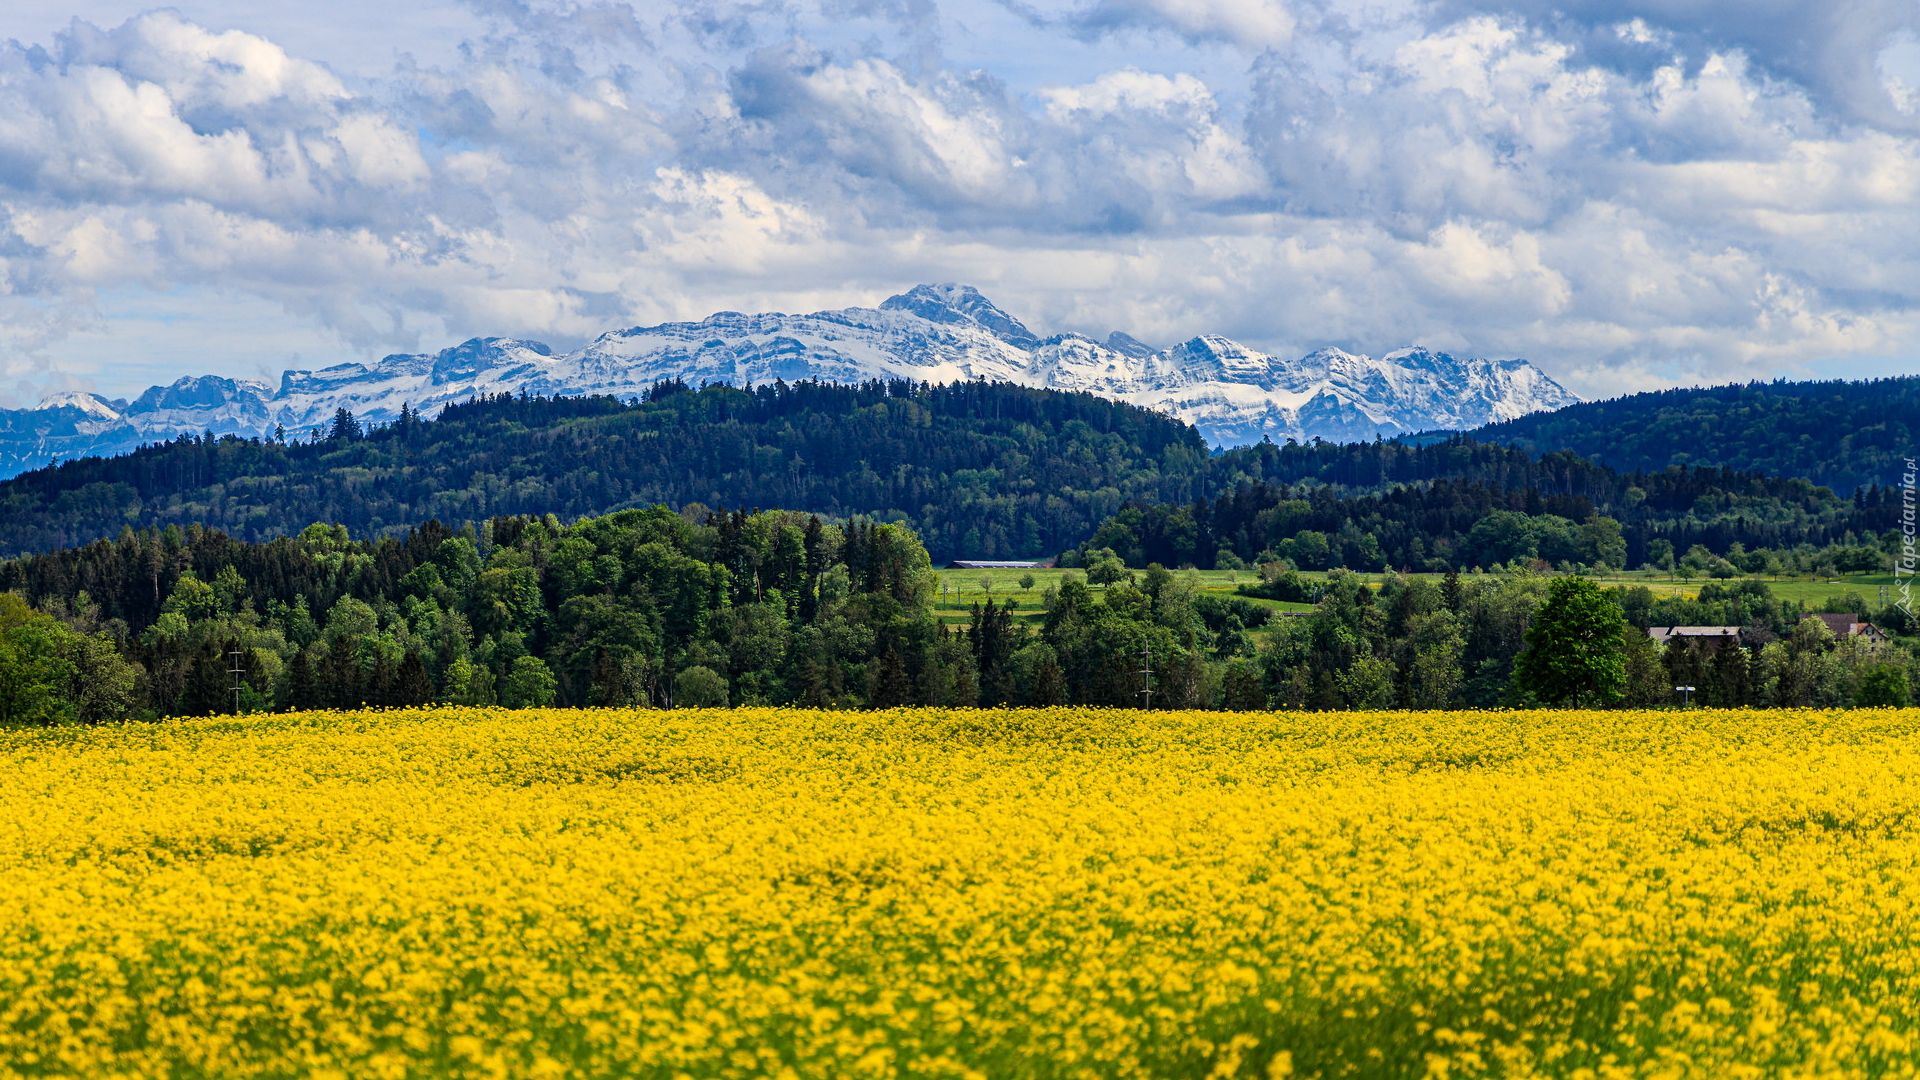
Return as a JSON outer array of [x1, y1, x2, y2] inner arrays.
[[287, 649, 320, 711], [395, 652, 434, 706], [328, 408, 362, 442]]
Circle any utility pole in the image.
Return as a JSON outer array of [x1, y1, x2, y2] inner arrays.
[[229, 646, 247, 715], [1135, 638, 1155, 710]]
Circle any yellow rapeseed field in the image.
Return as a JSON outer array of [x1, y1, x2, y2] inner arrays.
[[1, 707, 1918, 1079]]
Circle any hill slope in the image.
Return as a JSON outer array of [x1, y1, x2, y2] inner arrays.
[[0, 380, 1209, 561], [1465, 377, 1920, 492], [4, 372, 1898, 580]]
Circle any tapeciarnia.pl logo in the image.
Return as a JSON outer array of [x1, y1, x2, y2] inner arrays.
[[1900, 457, 1917, 617]]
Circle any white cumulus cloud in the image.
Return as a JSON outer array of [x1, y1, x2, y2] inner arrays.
[[1, 0, 1919, 403]]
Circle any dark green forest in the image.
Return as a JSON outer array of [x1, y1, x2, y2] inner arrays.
[[1069, 453, 1902, 577], [1, 376, 1917, 721], [0, 508, 1289, 718], [0, 380, 1209, 562], [1465, 376, 1920, 492], [0, 505, 1905, 722], [1246, 570, 1913, 710], [3, 379, 1908, 577]]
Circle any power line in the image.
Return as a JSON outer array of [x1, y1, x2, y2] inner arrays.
[[1135, 638, 1155, 710], [229, 646, 247, 715]]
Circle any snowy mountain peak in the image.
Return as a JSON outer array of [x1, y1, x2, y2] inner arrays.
[[0, 285, 1581, 478], [1303, 346, 1370, 365], [1382, 346, 1493, 375], [130, 376, 272, 413], [1161, 335, 1300, 390], [427, 337, 554, 385], [35, 391, 122, 420], [1104, 331, 1157, 358], [879, 284, 1040, 348]]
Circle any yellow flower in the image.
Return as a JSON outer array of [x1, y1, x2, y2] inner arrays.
[[0, 705, 1917, 1077]]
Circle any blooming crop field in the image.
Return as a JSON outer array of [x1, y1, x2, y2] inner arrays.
[[2, 708, 1918, 1079]]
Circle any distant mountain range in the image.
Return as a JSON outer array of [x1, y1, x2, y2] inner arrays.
[[1, 284, 1578, 478]]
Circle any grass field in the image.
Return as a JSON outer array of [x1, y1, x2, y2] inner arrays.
[[931, 565, 1900, 627], [5, 705, 1920, 1078], [930, 567, 1314, 625]]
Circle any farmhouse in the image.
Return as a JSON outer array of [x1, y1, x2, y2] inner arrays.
[[946, 560, 1047, 569], [1813, 614, 1889, 643], [1648, 617, 1889, 651], [1646, 626, 1742, 652]]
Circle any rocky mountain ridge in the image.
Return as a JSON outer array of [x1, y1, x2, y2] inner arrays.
[[3, 285, 1577, 477]]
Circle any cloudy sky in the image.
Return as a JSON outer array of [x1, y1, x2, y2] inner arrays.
[[2, 0, 1919, 405]]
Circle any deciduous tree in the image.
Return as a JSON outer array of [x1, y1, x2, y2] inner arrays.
[[1511, 577, 1627, 706]]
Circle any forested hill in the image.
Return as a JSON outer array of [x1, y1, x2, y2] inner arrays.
[[0, 374, 1896, 567], [1462, 376, 1920, 492], [0, 380, 1209, 562], [1074, 465, 1896, 578]]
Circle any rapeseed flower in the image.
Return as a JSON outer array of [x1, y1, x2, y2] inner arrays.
[[0, 707, 1915, 1077]]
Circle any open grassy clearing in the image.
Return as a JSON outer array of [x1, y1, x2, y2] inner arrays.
[[931, 566, 1901, 628], [930, 567, 1314, 626]]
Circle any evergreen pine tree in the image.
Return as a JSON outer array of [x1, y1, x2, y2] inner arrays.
[[395, 652, 434, 706], [1221, 662, 1265, 711], [1309, 671, 1344, 711], [1029, 655, 1068, 706], [370, 656, 398, 708], [326, 643, 361, 708], [871, 645, 913, 708], [1707, 639, 1753, 707], [287, 649, 319, 711], [328, 408, 363, 442], [588, 648, 618, 706], [1662, 638, 1705, 704], [183, 640, 233, 716]]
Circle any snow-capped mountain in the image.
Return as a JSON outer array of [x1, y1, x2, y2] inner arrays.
[[0, 285, 1577, 478]]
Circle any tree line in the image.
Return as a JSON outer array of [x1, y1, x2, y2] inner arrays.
[[1468, 374, 1920, 493], [1250, 569, 1918, 710], [3, 381, 1908, 579], [0, 380, 1208, 562], [1065, 471, 1903, 579], [0, 507, 1278, 719], [0, 498, 1911, 722]]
